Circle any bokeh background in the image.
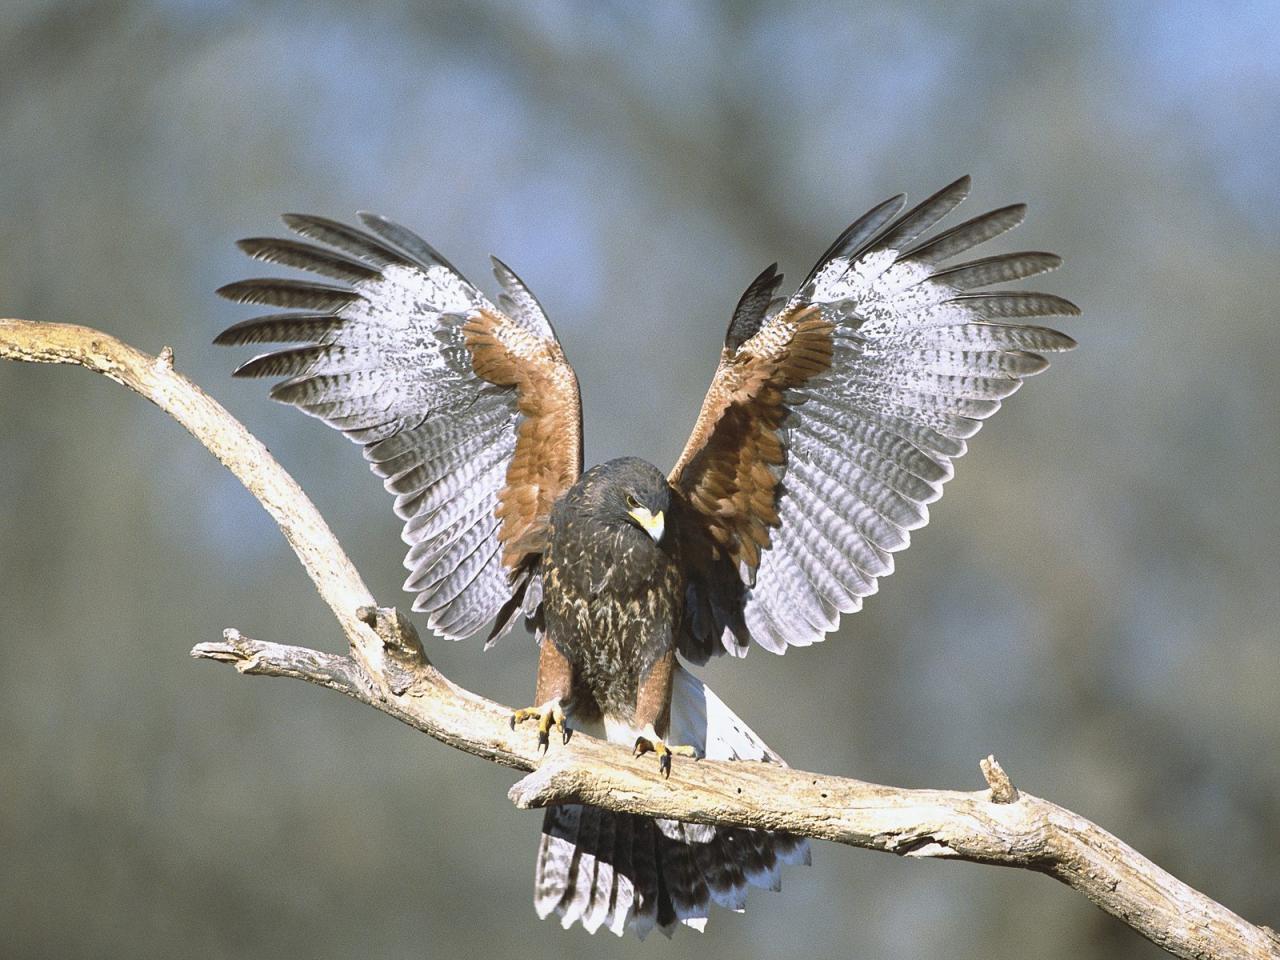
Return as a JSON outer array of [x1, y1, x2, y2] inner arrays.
[[2, 2, 1278, 958]]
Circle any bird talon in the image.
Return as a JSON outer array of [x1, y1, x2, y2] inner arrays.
[[511, 701, 568, 755], [633, 736, 697, 778]]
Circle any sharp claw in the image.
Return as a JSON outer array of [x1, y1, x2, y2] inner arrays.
[[632, 736, 693, 778], [512, 702, 567, 754]]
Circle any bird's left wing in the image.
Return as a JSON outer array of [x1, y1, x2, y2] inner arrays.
[[670, 177, 1077, 661], [216, 214, 582, 641]]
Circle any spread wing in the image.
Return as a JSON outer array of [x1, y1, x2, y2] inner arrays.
[[215, 214, 582, 641], [671, 176, 1078, 661]]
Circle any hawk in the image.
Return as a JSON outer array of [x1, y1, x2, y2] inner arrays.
[[216, 176, 1077, 937]]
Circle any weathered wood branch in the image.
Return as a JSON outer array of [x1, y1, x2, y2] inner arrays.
[[4, 318, 1277, 960]]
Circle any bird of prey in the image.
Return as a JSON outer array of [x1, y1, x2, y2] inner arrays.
[[215, 176, 1077, 938]]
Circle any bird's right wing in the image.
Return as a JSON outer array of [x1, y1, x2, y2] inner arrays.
[[216, 214, 582, 641]]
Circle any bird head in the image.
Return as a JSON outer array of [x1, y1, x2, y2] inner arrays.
[[594, 457, 670, 545]]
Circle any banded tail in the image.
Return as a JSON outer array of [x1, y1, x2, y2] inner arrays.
[[533, 665, 810, 937]]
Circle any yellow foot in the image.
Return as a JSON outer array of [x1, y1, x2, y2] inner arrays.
[[633, 736, 699, 779], [510, 699, 568, 753]]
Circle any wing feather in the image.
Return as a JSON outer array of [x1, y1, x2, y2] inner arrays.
[[928, 251, 1062, 289], [671, 178, 1076, 656], [899, 203, 1026, 265], [725, 263, 784, 351], [800, 193, 907, 289], [235, 236, 382, 284], [874, 175, 972, 252], [213, 312, 346, 345], [218, 277, 359, 311], [280, 213, 412, 268], [217, 214, 581, 640]]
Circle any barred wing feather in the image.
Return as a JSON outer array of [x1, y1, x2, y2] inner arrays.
[[216, 214, 582, 641], [671, 176, 1077, 659]]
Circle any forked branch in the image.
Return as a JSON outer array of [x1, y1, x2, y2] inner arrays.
[[3, 318, 1276, 960]]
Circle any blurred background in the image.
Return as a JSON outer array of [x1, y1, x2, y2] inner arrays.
[[2, 1, 1278, 958]]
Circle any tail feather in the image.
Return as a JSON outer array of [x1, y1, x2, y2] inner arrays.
[[557, 807, 599, 929], [732, 827, 782, 891], [533, 804, 579, 919], [604, 814, 635, 936], [628, 811, 661, 938], [658, 824, 711, 922], [580, 810, 615, 934], [696, 833, 749, 911], [532, 664, 811, 936]]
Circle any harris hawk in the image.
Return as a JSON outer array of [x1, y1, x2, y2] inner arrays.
[[215, 176, 1077, 938]]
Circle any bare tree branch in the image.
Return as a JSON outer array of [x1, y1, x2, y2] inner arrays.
[[3, 318, 1277, 960]]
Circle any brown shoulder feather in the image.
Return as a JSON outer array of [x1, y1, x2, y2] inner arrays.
[[464, 306, 583, 571], [669, 304, 833, 574]]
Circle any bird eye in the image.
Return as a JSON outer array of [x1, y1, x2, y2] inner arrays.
[[625, 493, 640, 509]]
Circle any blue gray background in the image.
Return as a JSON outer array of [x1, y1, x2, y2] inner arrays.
[[2, 2, 1278, 958]]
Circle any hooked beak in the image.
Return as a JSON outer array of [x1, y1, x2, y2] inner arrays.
[[628, 505, 665, 544]]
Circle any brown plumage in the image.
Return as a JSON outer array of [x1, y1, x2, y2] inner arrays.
[[462, 305, 581, 570], [216, 176, 1077, 936], [670, 303, 833, 570]]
